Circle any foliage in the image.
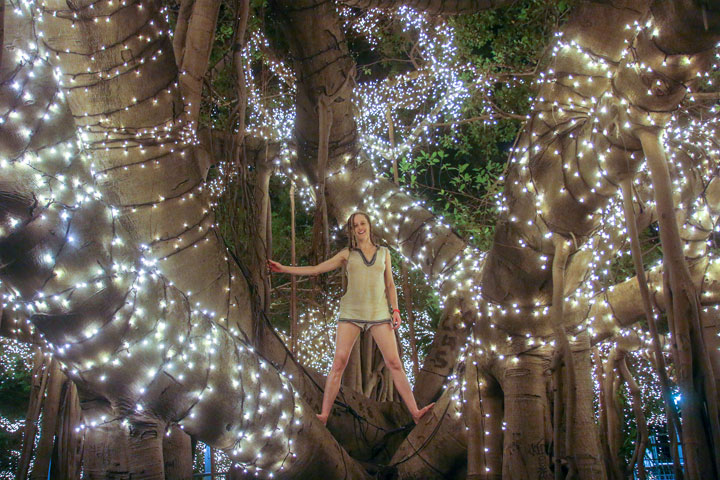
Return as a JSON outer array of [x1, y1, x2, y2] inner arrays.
[[212, 0, 580, 374], [0, 339, 32, 478], [0, 340, 32, 418], [398, 149, 503, 249]]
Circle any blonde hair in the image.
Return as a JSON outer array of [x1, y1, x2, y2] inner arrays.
[[346, 211, 376, 249]]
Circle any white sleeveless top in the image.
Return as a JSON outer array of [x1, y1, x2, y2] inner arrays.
[[337, 246, 391, 321]]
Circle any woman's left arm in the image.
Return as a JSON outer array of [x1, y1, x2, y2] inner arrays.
[[384, 248, 401, 329]]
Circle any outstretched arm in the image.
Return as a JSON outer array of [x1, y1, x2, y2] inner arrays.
[[268, 249, 349, 276]]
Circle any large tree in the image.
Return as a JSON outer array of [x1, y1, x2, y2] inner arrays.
[[1, 0, 719, 479]]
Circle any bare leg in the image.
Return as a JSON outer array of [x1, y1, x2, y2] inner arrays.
[[317, 322, 361, 425], [370, 323, 434, 423]]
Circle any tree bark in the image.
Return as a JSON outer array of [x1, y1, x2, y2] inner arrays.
[[391, 385, 468, 479], [617, 352, 648, 480], [2, 3, 376, 477], [163, 427, 193, 480], [173, 0, 195, 67], [568, 334, 604, 480], [549, 235, 577, 478], [30, 359, 64, 480], [502, 352, 552, 480], [619, 177, 683, 475], [17, 348, 50, 480], [80, 399, 131, 479], [640, 128, 720, 478], [388, 108, 420, 378], [176, 0, 222, 127], [53, 379, 83, 480], [592, 348, 615, 480], [465, 361, 503, 480], [251, 161, 273, 311], [126, 417, 166, 480]]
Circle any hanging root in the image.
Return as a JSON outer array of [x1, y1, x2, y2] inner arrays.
[[592, 348, 617, 479], [550, 235, 577, 479], [617, 350, 648, 480], [640, 128, 720, 478], [619, 177, 683, 474], [551, 351, 564, 480]]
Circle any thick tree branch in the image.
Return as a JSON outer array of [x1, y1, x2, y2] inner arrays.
[[177, 0, 222, 128]]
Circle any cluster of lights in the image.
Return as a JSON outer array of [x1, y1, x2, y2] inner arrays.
[[0, 1, 364, 477], [212, 11, 720, 472], [330, 11, 720, 472], [1, 1, 719, 477]]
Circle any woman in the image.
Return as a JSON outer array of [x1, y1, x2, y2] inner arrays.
[[267, 211, 434, 425]]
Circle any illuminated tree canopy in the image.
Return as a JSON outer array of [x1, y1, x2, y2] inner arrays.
[[1, 0, 719, 479]]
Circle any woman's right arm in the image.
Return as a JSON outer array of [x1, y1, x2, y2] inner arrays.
[[268, 249, 348, 276]]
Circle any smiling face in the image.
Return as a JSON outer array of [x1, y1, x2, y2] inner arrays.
[[347, 212, 373, 247]]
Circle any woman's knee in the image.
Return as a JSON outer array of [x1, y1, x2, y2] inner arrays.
[[331, 352, 351, 373], [385, 355, 403, 372]]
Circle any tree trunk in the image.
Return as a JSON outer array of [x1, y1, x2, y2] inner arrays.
[[79, 397, 130, 480], [388, 107, 420, 377], [415, 295, 471, 406], [603, 349, 623, 480], [3, 2, 378, 477], [232, 0, 250, 153], [392, 385, 468, 479], [176, 0, 222, 127], [53, 379, 84, 480], [30, 359, 64, 480], [592, 348, 616, 480], [619, 177, 683, 475], [618, 352, 648, 480], [17, 348, 50, 480], [502, 352, 552, 480], [640, 128, 719, 478], [549, 235, 578, 478], [172, 0, 195, 67], [568, 333, 605, 479], [126, 417, 165, 480], [163, 427, 193, 480], [465, 360, 503, 480], [251, 162, 273, 311]]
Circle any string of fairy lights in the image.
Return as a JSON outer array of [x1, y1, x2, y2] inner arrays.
[[2, 0, 720, 477], [199, 6, 720, 474], [438, 14, 720, 471], [202, 5, 502, 386], [206, 7, 720, 471], [0, 337, 33, 479], [0, 1, 340, 477]]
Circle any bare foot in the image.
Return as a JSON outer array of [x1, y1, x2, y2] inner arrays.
[[316, 413, 328, 426], [412, 402, 435, 424]]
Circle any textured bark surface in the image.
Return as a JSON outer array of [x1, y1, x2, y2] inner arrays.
[[391, 385, 468, 479], [176, 0, 221, 127], [502, 352, 551, 479], [2, 0, 720, 478], [162, 428, 193, 480], [0, 3, 371, 478]]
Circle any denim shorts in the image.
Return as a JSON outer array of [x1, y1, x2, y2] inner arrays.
[[338, 318, 392, 332]]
